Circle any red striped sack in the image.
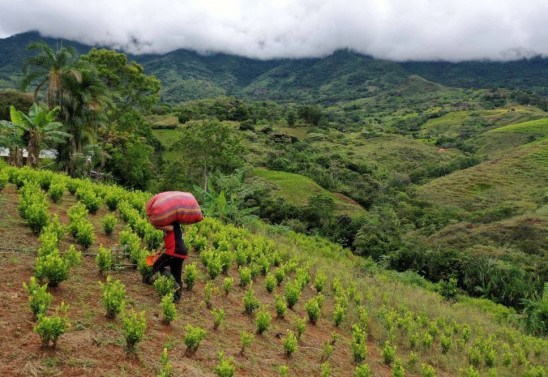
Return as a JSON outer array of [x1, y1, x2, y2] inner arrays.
[[146, 191, 203, 228]]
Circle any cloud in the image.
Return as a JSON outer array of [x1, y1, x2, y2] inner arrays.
[[0, 0, 547, 61]]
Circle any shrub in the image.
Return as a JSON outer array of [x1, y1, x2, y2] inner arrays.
[[212, 308, 225, 330], [293, 316, 306, 340], [223, 277, 234, 296], [34, 302, 69, 348], [0, 170, 8, 191], [48, 181, 65, 203], [523, 366, 546, 377], [333, 303, 346, 327], [215, 352, 235, 377], [24, 277, 52, 319], [121, 309, 147, 353], [239, 266, 252, 287], [421, 364, 436, 377], [354, 364, 371, 377], [256, 309, 272, 335], [240, 331, 254, 355], [243, 287, 260, 315], [352, 325, 367, 363], [182, 263, 198, 290], [321, 361, 330, 377], [95, 245, 112, 275], [440, 334, 451, 354], [314, 270, 327, 293], [157, 348, 172, 377], [468, 347, 481, 367], [279, 365, 289, 377], [184, 324, 206, 355], [100, 276, 126, 319], [459, 366, 480, 377], [275, 295, 287, 318], [76, 187, 101, 214], [207, 254, 222, 280], [392, 361, 405, 377], [305, 296, 322, 324], [204, 281, 215, 309], [137, 251, 153, 283], [283, 330, 298, 357], [382, 341, 396, 365], [265, 273, 276, 293], [35, 251, 69, 288], [161, 294, 177, 324], [219, 252, 233, 275], [75, 221, 95, 249], [284, 281, 301, 309], [154, 275, 176, 297], [274, 267, 285, 285], [103, 214, 117, 236]]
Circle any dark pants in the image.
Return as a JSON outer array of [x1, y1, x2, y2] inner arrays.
[[152, 254, 184, 299]]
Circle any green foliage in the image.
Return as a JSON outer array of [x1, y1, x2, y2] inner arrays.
[[274, 267, 286, 286], [102, 214, 117, 236], [121, 309, 147, 353], [284, 280, 301, 309], [321, 361, 330, 377], [48, 181, 65, 203], [74, 221, 95, 249], [34, 302, 69, 348], [460, 366, 480, 377], [437, 277, 459, 301], [35, 251, 70, 288], [278, 365, 289, 377], [19, 183, 49, 234], [100, 276, 126, 319], [212, 308, 225, 330], [305, 296, 322, 324], [76, 187, 101, 214], [382, 341, 396, 365], [215, 352, 235, 377], [239, 266, 252, 287], [265, 273, 276, 293], [275, 295, 287, 318], [24, 276, 52, 319], [161, 294, 177, 324], [352, 324, 368, 363], [183, 263, 198, 290], [207, 254, 223, 280], [440, 334, 451, 354], [314, 270, 327, 293], [223, 277, 234, 296], [255, 309, 272, 335], [283, 330, 298, 357], [154, 275, 176, 298], [421, 364, 436, 377], [523, 366, 546, 377], [184, 324, 206, 354], [96, 245, 113, 275], [243, 287, 260, 315], [293, 316, 306, 340], [157, 348, 172, 377], [204, 281, 214, 309], [240, 331, 254, 355], [354, 364, 372, 377], [333, 303, 346, 327]]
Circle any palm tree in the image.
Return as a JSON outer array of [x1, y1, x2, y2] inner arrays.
[[21, 41, 81, 109], [10, 104, 70, 167]]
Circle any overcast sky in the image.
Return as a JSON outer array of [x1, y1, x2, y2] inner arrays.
[[0, 0, 547, 61]]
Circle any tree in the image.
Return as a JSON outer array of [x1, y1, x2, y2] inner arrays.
[[170, 120, 245, 191], [0, 120, 24, 167], [9, 104, 69, 167], [22, 41, 80, 109]]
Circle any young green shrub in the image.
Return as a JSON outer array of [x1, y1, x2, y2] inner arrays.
[[459, 366, 480, 377], [121, 309, 147, 353], [137, 251, 153, 283], [352, 324, 367, 363], [468, 346, 482, 367], [305, 296, 322, 324], [256, 309, 272, 335], [154, 275, 176, 298], [243, 287, 260, 315], [184, 324, 207, 355], [354, 364, 371, 377], [76, 187, 101, 214], [103, 214, 117, 236], [207, 254, 222, 280], [96, 245, 113, 275], [0, 170, 8, 192], [75, 221, 95, 249], [219, 251, 233, 275], [274, 267, 285, 286], [357, 306, 368, 332], [484, 347, 496, 368], [283, 330, 298, 357], [204, 281, 215, 309], [99, 276, 126, 319], [321, 339, 334, 362], [24, 277, 52, 319], [383, 341, 396, 365], [314, 270, 327, 293], [284, 281, 301, 309], [223, 277, 234, 296], [421, 364, 436, 377], [35, 251, 69, 288], [48, 181, 65, 203], [333, 303, 346, 327], [421, 333, 433, 350], [523, 366, 546, 377], [157, 348, 172, 377], [293, 316, 306, 340], [239, 266, 252, 287], [215, 352, 235, 377], [392, 360, 405, 377], [240, 331, 254, 355], [321, 361, 331, 377], [212, 308, 225, 330], [278, 365, 289, 377], [34, 302, 69, 348], [161, 294, 177, 325], [182, 262, 198, 290], [440, 334, 451, 354], [265, 273, 276, 293], [275, 295, 287, 318]]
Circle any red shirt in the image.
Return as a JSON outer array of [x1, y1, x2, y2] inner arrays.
[[163, 225, 187, 259]]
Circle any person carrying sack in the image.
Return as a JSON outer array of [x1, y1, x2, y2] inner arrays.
[[147, 222, 187, 303]]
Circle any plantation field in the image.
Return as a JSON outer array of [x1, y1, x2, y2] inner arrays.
[[0, 167, 546, 377], [251, 168, 366, 218]]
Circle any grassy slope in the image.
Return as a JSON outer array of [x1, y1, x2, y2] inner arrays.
[[417, 138, 548, 214], [1, 173, 547, 376], [251, 168, 366, 217]]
